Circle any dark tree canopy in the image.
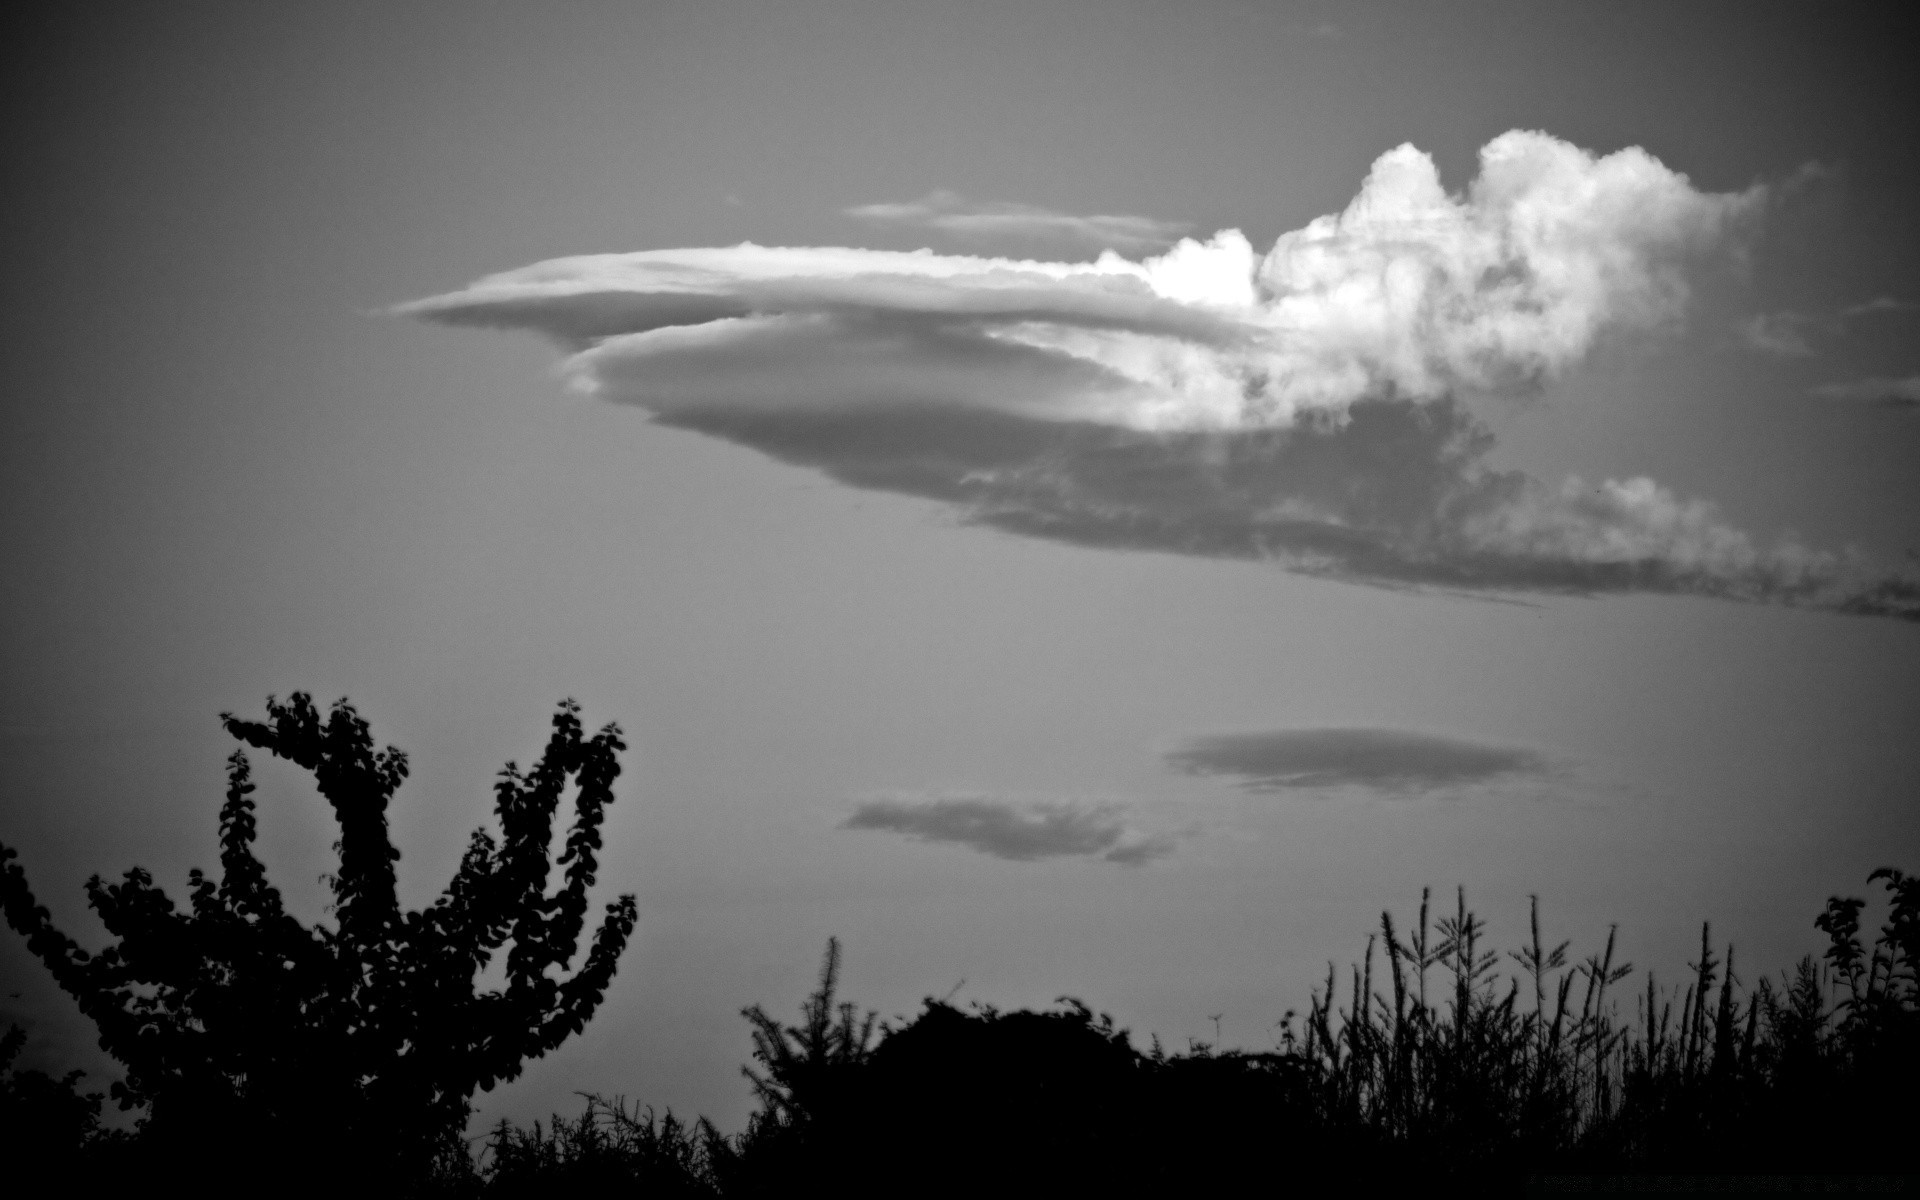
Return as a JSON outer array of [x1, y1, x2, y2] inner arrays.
[[0, 694, 638, 1187]]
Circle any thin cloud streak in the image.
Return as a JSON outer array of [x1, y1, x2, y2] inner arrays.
[[1167, 728, 1546, 794], [1807, 376, 1920, 407], [1738, 312, 1816, 357], [846, 189, 1192, 252], [841, 795, 1176, 865], [1738, 296, 1916, 358], [1841, 297, 1917, 319]]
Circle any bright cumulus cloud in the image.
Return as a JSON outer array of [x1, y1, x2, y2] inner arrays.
[[404, 131, 1755, 430], [401, 131, 1920, 620]]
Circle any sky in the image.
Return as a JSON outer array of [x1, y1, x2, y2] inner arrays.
[[3, 0, 1918, 1134]]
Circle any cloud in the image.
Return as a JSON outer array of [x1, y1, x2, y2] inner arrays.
[[846, 190, 1191, 252], [1808, 376, 1920, 407], [1840, 296, 1917, 319], [1739, 312, 1816, 357], [655, 396, 1919, 616], [1738, 296, 1916, 357], [1166, 728, 1545, 794], [404, 131, 1760, 430], [841, 795, 1176, 865], [401, 130, 1920, 619]]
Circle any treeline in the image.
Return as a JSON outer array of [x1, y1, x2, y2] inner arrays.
[[462, 875, 1919, 1195], [12, 872, 1915, 1194], [2, 698, 1914, 1193]]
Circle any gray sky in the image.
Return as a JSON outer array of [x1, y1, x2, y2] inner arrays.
[[3, 0, 1918, 1132]]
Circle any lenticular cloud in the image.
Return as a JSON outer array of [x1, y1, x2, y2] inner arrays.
[[405, 131, 1754, 430], [400, 131, 1920, 620]]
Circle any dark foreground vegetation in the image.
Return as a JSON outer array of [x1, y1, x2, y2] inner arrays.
[[3, 697, 1916, 1194]]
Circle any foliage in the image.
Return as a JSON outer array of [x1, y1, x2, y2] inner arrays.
[[0, 1023, 107, 1171], [738, 937, 880, 1127], [697, 867, 1919, 1188], [9, 732, 1915, 1193], [0, 694, 639, 1189], [462, 1096, 719, 1199], [702, 941, 1308, 1194], [1285, 869, 1920, 1175]]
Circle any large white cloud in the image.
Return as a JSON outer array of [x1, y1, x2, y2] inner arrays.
[[402, 131, 1759, 431], [400, 132, 1920, 620], [1253, 134, 1758, 407]]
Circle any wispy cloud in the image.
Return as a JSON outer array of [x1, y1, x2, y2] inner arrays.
[[400, 131, 1920, 620], [1167, 728, 1546, 794], [1807, 375, 1920, 407], [846, 189, 1191, 252], [1738, 312, 1817, 357], [841, 795, 1176, 865], [1738, 296, 1915, 357], [1841, 297, 1917, 319]]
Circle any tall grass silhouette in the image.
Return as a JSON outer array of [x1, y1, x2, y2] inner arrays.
[[1288, 871, 1917, 1174], [439, 867, 1917, 1191]]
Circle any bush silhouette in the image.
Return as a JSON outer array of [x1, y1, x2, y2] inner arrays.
[[0, 694, 639, 1191], [697, 870, 1919, 1191], [0, 1023, 110, 1175], [707, 943, 1317, 1196]]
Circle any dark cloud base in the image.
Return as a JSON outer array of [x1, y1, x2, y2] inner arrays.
[[1167, 728, 1546, 794], [656, 397, 1920, 616], [660, 397, 1507, 580], [841, 797, 1172, 865]]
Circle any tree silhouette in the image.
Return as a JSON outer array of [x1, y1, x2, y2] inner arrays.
[[0, 1023, 107, 1174], [0, 694, 638, 1188]]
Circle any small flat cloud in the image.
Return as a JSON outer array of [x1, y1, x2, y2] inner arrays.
[[841, 795, 1176, 865], [1808, 375, 1920, 407], [846, 189, 1191, 252], [1166, 728, 1546, 794]]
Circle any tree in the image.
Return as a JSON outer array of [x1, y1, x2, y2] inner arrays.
[[0, 694, 638, 1187]]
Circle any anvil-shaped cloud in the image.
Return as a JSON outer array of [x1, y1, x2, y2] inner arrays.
[[400, 131, 1919, 619]]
